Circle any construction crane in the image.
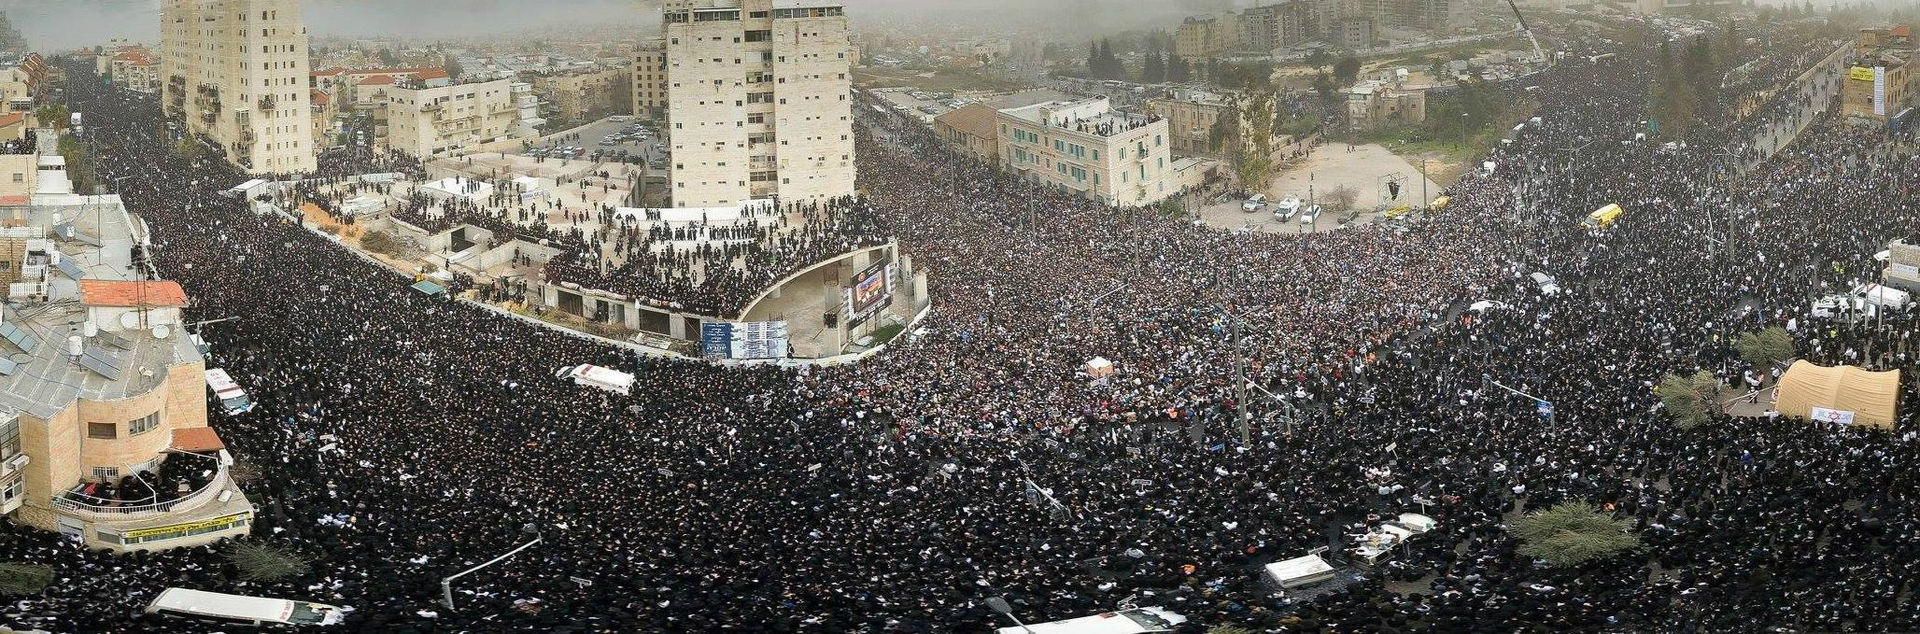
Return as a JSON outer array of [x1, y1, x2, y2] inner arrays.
[[1505, 0, 1550, 70]]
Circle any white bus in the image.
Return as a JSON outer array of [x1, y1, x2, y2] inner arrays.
[[204, 369, 255, 415], [145, 588, 347, 627], [556, 364, 635, 396], [998, 607, 1187, 634]]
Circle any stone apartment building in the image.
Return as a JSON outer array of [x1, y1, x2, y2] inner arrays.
[[384, 78, 527, 158], [998, 96, 1176, 207], [0, 53, 45, 116], [1842, 26, 1916, 125], [1175, 13, 1241, 60], [110, 49, 162, 94], [1346, 80, 1427, 129], [533, 67, 628, 124], [1240, 1, 1316, 53], [663, 0, 857, 207], [633, 38, 668, 120], [159, 0, 315, 174]]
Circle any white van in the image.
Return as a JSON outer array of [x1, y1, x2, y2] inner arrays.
[[1852, 283, 1911, 310], [1271, 196, 1303, 220], [145, 588, 347, 627], [203, 369, 255, 415], [997, 607, 1187, 634], [557, 364, 635, 396]]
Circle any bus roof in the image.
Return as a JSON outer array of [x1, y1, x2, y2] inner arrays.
[[148, 588, 296, 622], [204, 369, 240, 391], [997, 607, 1188, 634]]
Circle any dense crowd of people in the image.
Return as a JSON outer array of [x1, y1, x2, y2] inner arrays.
[[0, 15, 1916, 634]]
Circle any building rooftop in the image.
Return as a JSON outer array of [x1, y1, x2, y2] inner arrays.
[[78, 280, 188, 308], [932, 103, 998, 139], [0, 130, 200, 421], [1000, 97, 1159, 137]]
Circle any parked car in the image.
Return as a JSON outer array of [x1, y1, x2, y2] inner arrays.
[[1298, 205, 1322, 225], [1530, 272, 1561, 295], [1242, 194, 1268, 212]]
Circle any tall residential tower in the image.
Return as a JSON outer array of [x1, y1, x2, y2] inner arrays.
[[160, 0, 316, 175], [663, 0, 855, 208]]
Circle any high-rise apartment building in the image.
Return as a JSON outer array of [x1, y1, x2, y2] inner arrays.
[[160, 0, 316, 175], [663, 0, 855, 208], [633, 37, 668, 120], [1175, 13, 1241, 60]]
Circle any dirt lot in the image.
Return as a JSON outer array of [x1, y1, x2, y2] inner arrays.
[[1197, 142, 1441, 235]]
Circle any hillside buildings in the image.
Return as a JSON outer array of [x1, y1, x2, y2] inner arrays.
[[663, 0, 856, 207], [160, 0, 316, 174]]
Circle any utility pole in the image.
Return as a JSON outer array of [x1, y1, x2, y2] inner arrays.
[[1232, 315, 1249, 445], [1419, 158, 1428, 208], [440, 526, 543, 611], [1483, 374, 1555, 426]]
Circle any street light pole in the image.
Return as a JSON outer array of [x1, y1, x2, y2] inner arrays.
[[440, 526, 543, 611], [1483, 374, 1554, 426]]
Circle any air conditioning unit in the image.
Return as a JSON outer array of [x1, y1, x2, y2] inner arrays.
[[2, 453, 29, 474]]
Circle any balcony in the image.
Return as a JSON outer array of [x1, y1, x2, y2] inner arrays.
[[421, 101, 443, 112], [54, 451, 230, 522], [258, 95, 275, 111]]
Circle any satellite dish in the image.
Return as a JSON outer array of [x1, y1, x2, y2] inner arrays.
[[119, 312, 139, 329], [151, 325, 171, 339]]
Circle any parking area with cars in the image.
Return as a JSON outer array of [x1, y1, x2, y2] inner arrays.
[[519, 117, 667, 167]]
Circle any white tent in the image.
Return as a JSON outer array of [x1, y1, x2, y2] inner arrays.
[[1084, 357, 1114, 378], [1264, 553, 1335, 589]]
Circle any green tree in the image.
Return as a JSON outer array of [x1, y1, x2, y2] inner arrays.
[[1658, 370, 1723, 430], [1169, 56, 1191, 83], [377, 48, 399, 67], [1736, 326, 1795, 368], [225, 541, 312, 582], [1144, 52, 1165, 84], [445, 55, 466, 80], [1232, 97, 1277, 188], [1333, 55, 1362, 86], [1512, 502, 1641, 568], [1305, 49, 1333, 72], [0, 563, 52, 595]]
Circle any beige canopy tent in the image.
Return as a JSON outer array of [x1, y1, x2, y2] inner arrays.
[[1773, 361, 1901, 429]]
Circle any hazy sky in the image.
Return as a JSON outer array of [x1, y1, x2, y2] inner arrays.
[[0, 0, 657, 51], [0, 0, 1232, 51]]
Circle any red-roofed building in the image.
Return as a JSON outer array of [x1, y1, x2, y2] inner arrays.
[[0, 111, 25, 142], [109, 48, 162, 94], [79, 279, 191, 308]]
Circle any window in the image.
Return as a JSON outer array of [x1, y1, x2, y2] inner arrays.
[[8, 173, 18, 183], [92, 466, 119, 480], [746, 30, 771, 42], [129, 412, 160, 436], [88, 423, 116, 439]]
